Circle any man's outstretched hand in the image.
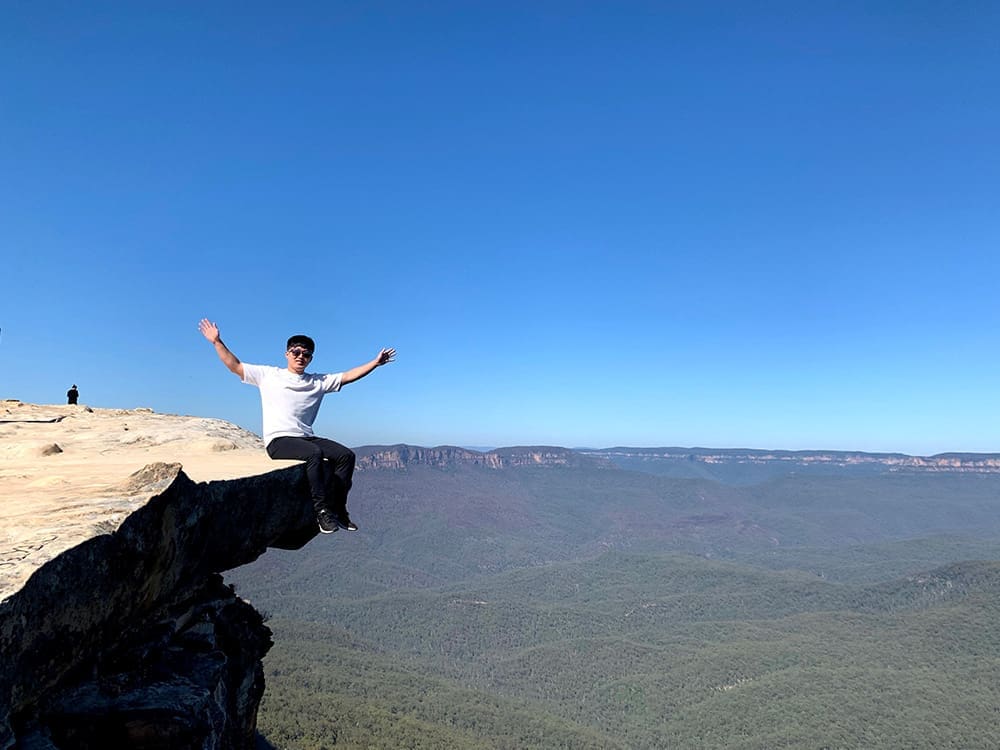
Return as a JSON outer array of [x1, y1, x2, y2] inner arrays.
[[199, 319, 221, 344], [198, 319, 243, 377], [377, 348, 396, 366]]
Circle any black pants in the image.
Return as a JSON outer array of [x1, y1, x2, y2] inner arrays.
[[266, 436, 355, 514]]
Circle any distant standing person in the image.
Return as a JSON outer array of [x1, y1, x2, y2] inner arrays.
[[198, 319, 395, 535], [67, 385, 79, 405]]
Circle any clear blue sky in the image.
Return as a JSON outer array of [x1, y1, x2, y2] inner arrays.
[[2, 2, 998, 454]]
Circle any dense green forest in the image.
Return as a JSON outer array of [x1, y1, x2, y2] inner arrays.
[[231, 463, 1000, 748]]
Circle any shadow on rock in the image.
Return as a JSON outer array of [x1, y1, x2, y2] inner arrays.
[[256, 731, 281, 749]]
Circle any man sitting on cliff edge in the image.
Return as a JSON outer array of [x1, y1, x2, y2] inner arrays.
[[198, 318, 395, 535]]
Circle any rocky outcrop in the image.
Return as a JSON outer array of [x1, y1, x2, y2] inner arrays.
[[0, 401, 277, 601], [0, 462, 318, 749]]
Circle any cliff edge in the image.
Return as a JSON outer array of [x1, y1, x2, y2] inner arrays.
[[0, 402, 318, 749]]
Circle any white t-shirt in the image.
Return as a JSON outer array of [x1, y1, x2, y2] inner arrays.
[[242, 364, 343, 446]]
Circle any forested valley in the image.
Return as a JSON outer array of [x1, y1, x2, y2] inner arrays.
[[230, 455, 1000, 749]]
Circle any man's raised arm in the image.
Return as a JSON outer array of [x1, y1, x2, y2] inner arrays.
[[341, 347, 396, 385], [198, 318, 244, 379]]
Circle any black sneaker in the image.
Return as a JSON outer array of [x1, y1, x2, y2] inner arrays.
[[334, 512, 358, 531], [316, 508, 339, 534]]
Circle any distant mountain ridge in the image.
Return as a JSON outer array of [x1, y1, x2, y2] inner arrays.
[[354, 444, 608, 471], [354, 443, 1000, 474], [585, 446, 1000, 473]]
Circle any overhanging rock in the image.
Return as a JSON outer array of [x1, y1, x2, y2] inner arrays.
[[0, 462, 319, 749]]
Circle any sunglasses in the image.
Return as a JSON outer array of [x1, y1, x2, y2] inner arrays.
[[288, 347, 313, 359]]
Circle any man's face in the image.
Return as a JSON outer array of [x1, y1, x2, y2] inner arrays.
[[285, 345, 313, 374]]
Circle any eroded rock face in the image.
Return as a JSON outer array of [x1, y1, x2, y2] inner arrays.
[[0, 463, 319, 749], [19, 575, 269, 750]]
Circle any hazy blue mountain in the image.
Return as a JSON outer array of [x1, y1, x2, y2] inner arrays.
[[584, 446, 1000, 484]]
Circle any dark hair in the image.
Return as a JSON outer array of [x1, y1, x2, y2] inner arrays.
[[286, 334, 315, 352]]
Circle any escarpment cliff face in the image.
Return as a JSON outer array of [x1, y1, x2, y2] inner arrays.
[[1, 443, 319, 749], [583, 447, 1000, 475], [355, 444, 609, 471], [354, 444, 1000, 476]]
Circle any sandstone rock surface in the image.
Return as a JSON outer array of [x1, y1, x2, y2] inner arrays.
[[0, 401, 318, 749], [0, 400, 296, 601]]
